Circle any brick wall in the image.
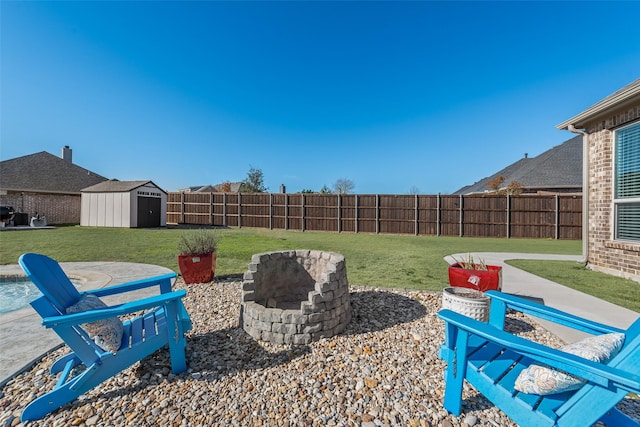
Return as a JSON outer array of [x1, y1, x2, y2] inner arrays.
[[585, 104, 640, 280], [0, 191, 81, 225]]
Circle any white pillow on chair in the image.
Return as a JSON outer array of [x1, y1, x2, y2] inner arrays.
[[514, 332, 625, 395], [66, 294, 124, 354]]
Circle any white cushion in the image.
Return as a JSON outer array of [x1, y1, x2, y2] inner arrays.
[[66, 294, 124, 354], [514, 332, 625, 395]]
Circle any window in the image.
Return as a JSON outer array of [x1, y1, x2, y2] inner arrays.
[[614, 121, 640, 242]]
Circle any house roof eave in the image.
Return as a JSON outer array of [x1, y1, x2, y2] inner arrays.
[[556, 78, 640, 130], [0, 187, 82, 196]]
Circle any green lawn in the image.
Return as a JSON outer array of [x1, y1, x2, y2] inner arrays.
[[506, 259, 640, 313], [1, 226, 637, 312]]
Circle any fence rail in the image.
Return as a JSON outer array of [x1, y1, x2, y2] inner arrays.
[[167, 193, 582, 239]]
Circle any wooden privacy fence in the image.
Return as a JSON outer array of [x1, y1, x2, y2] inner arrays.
[[167, 193, 582, 239]]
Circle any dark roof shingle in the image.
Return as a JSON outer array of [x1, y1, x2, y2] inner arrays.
[[453, 136, 582, 194], [0, 151, 108, 194]]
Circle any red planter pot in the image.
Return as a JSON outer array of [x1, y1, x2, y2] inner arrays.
[[448, 263, 502, 292], [178, 252, 216, 284]]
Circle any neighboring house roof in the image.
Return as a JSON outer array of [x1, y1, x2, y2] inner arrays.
[[179, 185, 209, 192], [179, 182, 243, 193], [0, 151, 108, 194], [214, 182, 243, 192], [557, 78, 640, 130], [82, 179, 166, 194], [453, 136, 582, 195]]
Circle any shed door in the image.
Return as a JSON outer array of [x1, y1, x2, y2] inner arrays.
[[137, 196, 161, 228]]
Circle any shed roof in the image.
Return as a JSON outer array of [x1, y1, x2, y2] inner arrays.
[[0, 151, 108, 194], [82, 180, 166, 194], [453, 136, 582, 195], [556, 78, 640, 130]]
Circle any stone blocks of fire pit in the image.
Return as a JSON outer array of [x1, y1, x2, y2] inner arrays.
[[240, 250, 351, 345]]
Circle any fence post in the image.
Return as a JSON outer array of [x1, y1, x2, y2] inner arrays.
[[437, 193, 441, 236], [238, 193, 242, 228], [459, 194, 463, 237], [223, 193, 227, 227], [180, 192, 185, 224], [209, 192, 214, 226], [269, 193, 273, 230], [301, 194, 305, 231], [284, 195, 288, 230], [355, 195, 359, 234], [555, 194, 560, 240], [415, 194, 419, 236], [506, 194, 511, 239], [337, 194, 341, 233], [376, 195, 380, 234]]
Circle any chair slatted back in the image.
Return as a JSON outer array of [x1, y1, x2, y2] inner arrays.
[[554, 317, 640, 425], [19, 253, 82, 314]]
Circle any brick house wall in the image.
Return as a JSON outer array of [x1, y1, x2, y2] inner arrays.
[[584, 103, 640, 280], [0, 191, 81, 225]]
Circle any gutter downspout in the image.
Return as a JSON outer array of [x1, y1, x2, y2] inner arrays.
[[568, 124, 589, 264]]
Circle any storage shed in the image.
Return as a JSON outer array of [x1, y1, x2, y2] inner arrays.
[[81, 180, 167, 228]]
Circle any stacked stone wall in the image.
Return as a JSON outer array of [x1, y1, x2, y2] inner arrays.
[[240, 250, 351, 345]]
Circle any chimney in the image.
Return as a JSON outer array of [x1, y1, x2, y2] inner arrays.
[[280, 184, 286, 193], [62, 146, 73, 163], [524, 153, 528, 159]]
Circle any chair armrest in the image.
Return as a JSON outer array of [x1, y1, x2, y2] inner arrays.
[[486, 291, 624, 335], [438, 309, 640, 392], [42, 290, 187, 328], [87, 273, 176, 297]]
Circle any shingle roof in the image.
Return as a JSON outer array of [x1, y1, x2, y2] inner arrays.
[[0, 151, 108, 194], [82, 180, 165, 193], [453, 136, 582, 195], [179, 182, 243, 193]]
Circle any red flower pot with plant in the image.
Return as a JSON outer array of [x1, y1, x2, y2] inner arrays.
[[177, 229, 219, 284], [448, 254, 502, 292]]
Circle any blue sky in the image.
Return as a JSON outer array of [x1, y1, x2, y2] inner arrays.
[[2, 1, 639, 194]]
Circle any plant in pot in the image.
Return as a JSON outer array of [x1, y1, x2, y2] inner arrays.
[[447, 253, 502, 292], [177, 229, 219, 284]]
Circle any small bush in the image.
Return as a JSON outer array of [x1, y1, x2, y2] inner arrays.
[[177, 229, 219, 255]]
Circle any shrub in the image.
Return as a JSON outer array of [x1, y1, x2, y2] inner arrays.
[[177, 229, 219, 255]]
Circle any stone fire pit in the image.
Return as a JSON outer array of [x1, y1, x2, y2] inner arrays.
[[240, 250, 351, 345]]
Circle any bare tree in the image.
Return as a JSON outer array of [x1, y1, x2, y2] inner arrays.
[[408, 186, 420, 195], [332, 179, 355, 194]]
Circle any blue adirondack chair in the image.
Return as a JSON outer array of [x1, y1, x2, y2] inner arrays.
[[438, 290, 640, 427], [18, 253, 192, 421]]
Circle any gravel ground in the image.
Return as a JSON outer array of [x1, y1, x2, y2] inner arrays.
[[0, 278, 638, 427]]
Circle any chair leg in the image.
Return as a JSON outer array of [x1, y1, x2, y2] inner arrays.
[[166, 302, 188, 374], [442, 325, 467, 415], [21, 364, 97, 422], [443, 353, 465, 415]]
